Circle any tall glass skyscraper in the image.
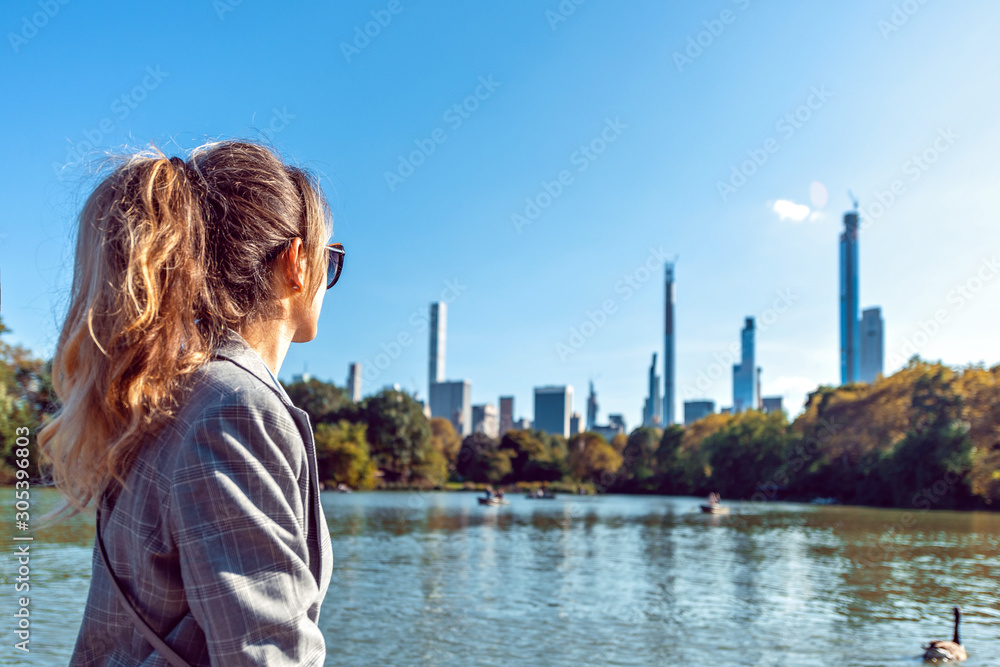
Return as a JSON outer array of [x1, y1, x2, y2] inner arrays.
[[586, 381, 598, 431], [732, 317, 757, 412], [840, 211, 860, 384], [663, 262, 676, 425], [534, 385, 573, 437]]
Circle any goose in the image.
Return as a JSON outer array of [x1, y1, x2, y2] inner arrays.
[[923, 606, 967, 662]]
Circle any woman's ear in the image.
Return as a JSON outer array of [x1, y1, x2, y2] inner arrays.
[[282, 238, 307, 293]]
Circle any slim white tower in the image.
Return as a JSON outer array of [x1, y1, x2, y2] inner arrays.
[[663, 262, 676, 426], [429, 301, 446, 396]]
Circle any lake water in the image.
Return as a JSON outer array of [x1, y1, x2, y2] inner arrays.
[[4, 489, 999, 666]]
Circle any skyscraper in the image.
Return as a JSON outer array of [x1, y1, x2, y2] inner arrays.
[[430, 380, 472, 436], [586, 381, 598, 431], [840, 211, 860, 384], [429, 302, 446, 396], [732, 317, 757, 413], [534, 385, 573, 437], [684, 400, 715, 425], [663, 262, 676, 425], [859, 306, 884, 383], [427, 301, 473, 434], [756, 366, 763, 411], [499, 396, 514, 436], [608, 414, 626, 433], [643, 352, 662, 426], [762, 396, 784, 414], [472, 404, 499, 438], [347, 362, 362, 403]]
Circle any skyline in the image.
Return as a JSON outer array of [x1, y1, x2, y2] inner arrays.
[[3, 2, 1000, 427]]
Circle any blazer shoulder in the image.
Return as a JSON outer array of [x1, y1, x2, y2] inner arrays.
[[182, 356, 292, 420], [166, 358, 307, 472]]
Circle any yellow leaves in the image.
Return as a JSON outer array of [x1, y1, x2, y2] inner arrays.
[[567, 433, 623, 482]]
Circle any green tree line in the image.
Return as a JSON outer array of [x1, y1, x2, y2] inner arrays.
[[1, 318, 997, 509]]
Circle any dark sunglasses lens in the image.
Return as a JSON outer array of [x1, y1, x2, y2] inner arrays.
[[327, 248, 343, 288]]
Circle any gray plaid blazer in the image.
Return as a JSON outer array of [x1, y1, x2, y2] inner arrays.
[[70, 329, 334, 666]]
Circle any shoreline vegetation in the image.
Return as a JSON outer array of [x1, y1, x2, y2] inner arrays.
[[2, 317, 997, 512]]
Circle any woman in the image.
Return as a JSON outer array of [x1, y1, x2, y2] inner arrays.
[[39, 141, 339, 665]]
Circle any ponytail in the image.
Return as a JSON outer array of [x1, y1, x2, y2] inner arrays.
[[39, 152, 209, 519], [39, 141, 332, 522]]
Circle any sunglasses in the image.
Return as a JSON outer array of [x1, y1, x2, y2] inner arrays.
[[326, 243, 345, 289]]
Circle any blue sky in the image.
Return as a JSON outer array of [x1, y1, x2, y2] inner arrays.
[[2, 0, 1000, 427]]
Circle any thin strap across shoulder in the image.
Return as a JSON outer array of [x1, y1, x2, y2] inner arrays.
[[96, 497, 193, 667]]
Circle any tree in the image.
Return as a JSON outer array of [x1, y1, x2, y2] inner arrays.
[[456, 432, 511, 483], [886, 365, 973, 509], [498, 430, 562, 482], [362, 389, 431, 482], [567, 432, 622, 484], [314, 420, 377, 490], [676, 412, 734, 495], [701, 411, 788, 500], [612, 427, 661, 492], [429, 417, 462, 473], [653, 425, 686, 494], [282, 377, 356, 425], [960, 363, 1000, 504], [785, 358, 989, 506], [0, 318, 56, 481]]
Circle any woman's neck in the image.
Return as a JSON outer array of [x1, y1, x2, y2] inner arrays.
[[234, 319, 293, 378]]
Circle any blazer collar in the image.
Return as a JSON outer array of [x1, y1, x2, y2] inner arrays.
[[211, 327, 293, 406]]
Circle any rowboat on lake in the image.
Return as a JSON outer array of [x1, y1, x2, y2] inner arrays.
[[701, 491, 728, 514]]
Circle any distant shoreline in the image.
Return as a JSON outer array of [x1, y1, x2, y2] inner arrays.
[[318, 483, 999, 513]]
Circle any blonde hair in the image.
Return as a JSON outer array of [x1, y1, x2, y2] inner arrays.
[[39, 141, 332, 521]]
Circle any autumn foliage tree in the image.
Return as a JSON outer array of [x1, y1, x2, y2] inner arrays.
[[567, 432, 623, 484], [314, 420, 378, 490]]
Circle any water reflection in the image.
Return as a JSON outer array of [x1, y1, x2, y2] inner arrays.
[[4, 489, 998, 666]]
